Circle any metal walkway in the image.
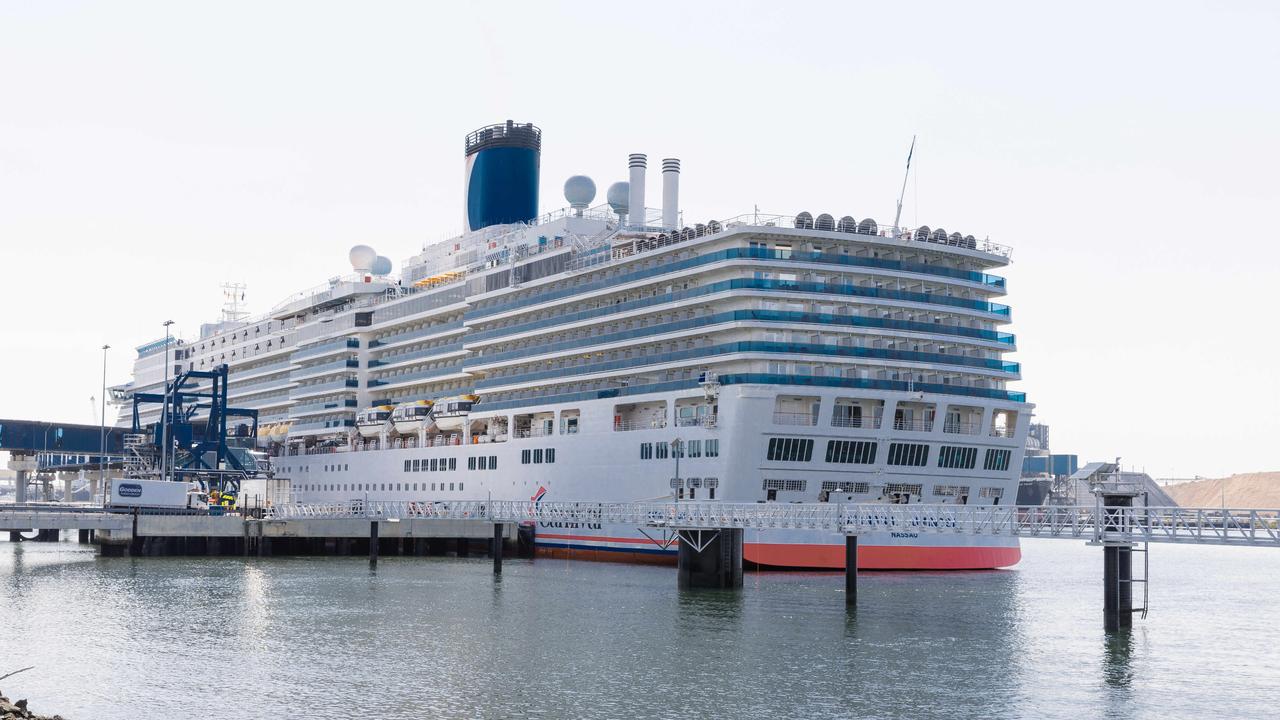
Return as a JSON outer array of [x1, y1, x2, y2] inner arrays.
[[262, 500, 1280, 548]]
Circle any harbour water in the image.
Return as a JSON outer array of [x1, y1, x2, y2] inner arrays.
[[2, 538, 1277, 719]]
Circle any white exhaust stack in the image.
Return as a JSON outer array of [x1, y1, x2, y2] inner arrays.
[[662, 158, 680, 230], [628, 154, 646, 227]]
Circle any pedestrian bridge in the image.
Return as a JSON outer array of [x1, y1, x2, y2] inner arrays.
[[265, 500, 1280, 548]]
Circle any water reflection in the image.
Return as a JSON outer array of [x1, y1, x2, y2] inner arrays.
[[1102, 629, 1135, 689]]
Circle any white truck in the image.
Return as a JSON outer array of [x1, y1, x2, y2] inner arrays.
[[107, 479, 209, 511]]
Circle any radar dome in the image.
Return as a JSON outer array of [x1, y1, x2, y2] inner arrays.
[[349, 245, 377, 272], [372, 255, 392, 276], [606, 181, 630, 214], [564, 175, 597, 209]]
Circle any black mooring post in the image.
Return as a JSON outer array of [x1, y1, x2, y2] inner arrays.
[[369, 521, 379, 566], [845, 535, 858, 607], [492, 524, 504, 575]]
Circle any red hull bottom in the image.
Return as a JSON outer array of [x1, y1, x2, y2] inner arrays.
[[535, 539, 1021, 570]]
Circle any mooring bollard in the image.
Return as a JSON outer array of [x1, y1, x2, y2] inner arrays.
[[493, 523, 503, 575], [845, 535, 858, 607]]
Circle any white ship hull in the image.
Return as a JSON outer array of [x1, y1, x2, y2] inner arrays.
[[275, 383, 1028, 569]]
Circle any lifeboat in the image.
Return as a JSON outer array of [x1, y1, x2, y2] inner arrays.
[[429, 394, 478, 433], [391, 399, 434, 434], [355, 405, 394, 438], [270, 421, 292, 443], [257, 423, 276, 444]]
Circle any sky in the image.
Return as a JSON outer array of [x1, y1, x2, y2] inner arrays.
[[1, 1, 1277, 478]]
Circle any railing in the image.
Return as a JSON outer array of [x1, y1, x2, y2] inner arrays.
[[831, 415, 882, 429], [943, 421, 984, 435], [468, 250, 1012, 320], [475, 340, 1019, 391], [366, 361, 467, 388], [290, 357, 360, 380], [261, 501, 1280, 547], [613, 418, 667, 432], [289, 378, 359, 397], [989, 426, 1017, 438], [674, 415, 717, 428], [467, 283, 1017, 348], [891, 418, 934, 432], [512, 426, 554, 439], [291, 337, 360, 362], [370, 341, 466, 369], [467, 308, 1015, 370], [370, 320, 466, 349], [772, 411, 817, 426]]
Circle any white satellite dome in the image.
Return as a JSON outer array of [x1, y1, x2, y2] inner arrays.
[[349, 245, 377, 273], [371, 255, 392, 276], [606, 181, 630, 214], [563, 175, 596, 209]]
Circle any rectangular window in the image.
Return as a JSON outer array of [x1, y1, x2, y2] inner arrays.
[[887, 442, 930, 467], [411, 459, 420, 472], [430, 458, 438, 471], [533, 448, 543, 464], [656, 442, 669, 459], [478, 456, 488, 470], [459, 482, 464, 492], [403, 460, 411, 472], [984, 448, 1012, 472], [546, 448, 555, 464], [468, 457, 477, 471], [767, 437, 813, 462], [431, 483, 436, 491], [687, 440, 701, 458], [938, 446, 978, 469], [449, 483, 455, 491], [762, 478, 806, 492], [705, 439, 719, 457], [824, 440, 877, 465], [438, 459, 446, 472], [449, 458, 457, 471], [522, 449, 531, 464], [489, 455, 497, 469], [640, 442, 653, 460]]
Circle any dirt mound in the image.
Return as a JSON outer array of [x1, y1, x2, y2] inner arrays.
[[1163, 472, 1280, 508]]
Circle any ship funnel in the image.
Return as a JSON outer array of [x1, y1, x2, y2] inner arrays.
[[463, 120, 541, 232], [662, 158, 680, 230], [628, 154, 646, 228]]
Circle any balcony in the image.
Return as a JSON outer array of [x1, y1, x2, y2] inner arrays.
[[990, 426, 1018, 438], [614, 418, 668, 432], [944, 420, 984, 435], [674, 415, 717, 429], [772, 411, 817, 426], [291, 358, 360, 381], [831, 415, 883, 430], [892, 418, 934, 432], [289, 378, 359, 400], [369, 320, 465, 349], [292, 337, 360, 362]]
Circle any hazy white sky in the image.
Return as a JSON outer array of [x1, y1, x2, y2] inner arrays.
[[1, 1, 1276, 477]]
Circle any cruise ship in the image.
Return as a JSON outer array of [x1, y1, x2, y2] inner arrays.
[[111, 120, 1032, 569]]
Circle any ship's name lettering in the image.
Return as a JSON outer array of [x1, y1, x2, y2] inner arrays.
[[539, 521, 602, 530]]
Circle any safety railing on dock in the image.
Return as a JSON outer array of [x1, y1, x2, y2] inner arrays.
[[260, 501, 1280, 547]]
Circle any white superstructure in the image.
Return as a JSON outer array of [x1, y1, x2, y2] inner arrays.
[[111, 121, 1032, 569]]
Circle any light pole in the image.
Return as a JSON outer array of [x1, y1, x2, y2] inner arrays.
[[160, 320, 174, 482], [100, 344, 110, 500]]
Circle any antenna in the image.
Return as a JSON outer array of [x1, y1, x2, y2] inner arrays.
[[221, 282, 249, 323], [892, 135, 916, 238]]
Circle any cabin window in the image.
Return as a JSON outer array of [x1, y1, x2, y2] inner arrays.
[[887, 443, 930, 467], [983, 449, 1012, 472], [705, 439, 719, 457], [546, 449, 555, 464]]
